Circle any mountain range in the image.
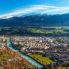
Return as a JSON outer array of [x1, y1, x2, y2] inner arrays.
[[0, 14, 69, 27]]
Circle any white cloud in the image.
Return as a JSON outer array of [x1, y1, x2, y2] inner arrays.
[[0, 5, 69, 19]]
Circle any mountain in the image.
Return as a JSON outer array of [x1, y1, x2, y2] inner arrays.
[[0, 14, 69, 27]]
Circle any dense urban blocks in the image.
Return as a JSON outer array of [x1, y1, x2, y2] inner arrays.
[[12, 36, 69, 69], [0, 36, 68, 69]]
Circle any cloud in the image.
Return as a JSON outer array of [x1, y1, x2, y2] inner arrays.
[[0, 5, 69, 19]]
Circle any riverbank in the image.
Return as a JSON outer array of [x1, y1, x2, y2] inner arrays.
[[7, 37, 44, 69]]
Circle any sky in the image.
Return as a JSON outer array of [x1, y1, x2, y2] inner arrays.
[[0, 0, 69, 18]]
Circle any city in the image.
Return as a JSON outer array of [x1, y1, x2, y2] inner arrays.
[[0, 36, 68, 69], [11, 36, 69, 69], [0, 0, 69, 69]]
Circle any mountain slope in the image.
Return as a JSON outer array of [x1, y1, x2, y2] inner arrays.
[[0, 14, 69, 27]]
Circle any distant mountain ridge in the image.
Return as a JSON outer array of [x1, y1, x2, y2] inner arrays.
[[0, 14, 69, 27]]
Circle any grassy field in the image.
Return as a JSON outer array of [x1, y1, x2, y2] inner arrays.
[[30, 28, 44, 33], [30, 53, 52, 65], [29, 26, 69, 36]]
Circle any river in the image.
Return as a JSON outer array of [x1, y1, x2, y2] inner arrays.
[[7, 37, 43, 69]]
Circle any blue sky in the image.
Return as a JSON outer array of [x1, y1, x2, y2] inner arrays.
[[0, 0, 69, 18]]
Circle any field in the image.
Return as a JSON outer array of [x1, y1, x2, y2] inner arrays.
[[29, 26, 69, 36], [30, 53, 52, 65], [0, 26, 69, 36]]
